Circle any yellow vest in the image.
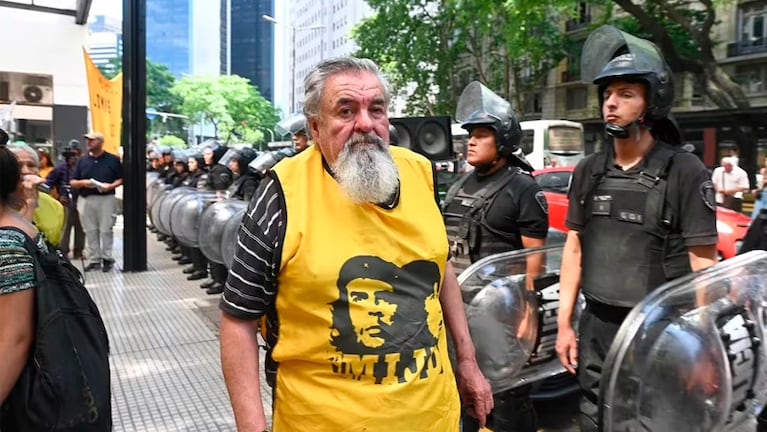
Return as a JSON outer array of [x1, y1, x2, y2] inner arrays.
[[270, 145, 460, 431]]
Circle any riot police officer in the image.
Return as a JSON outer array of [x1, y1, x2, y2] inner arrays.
[[277, 112, 311, 154], [555, 25, 718, 432], [444, 81, 549, 432], [224, 147, 259, 202]]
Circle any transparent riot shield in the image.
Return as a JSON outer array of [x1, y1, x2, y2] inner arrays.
[[458, 245, 584, 394], [170, 190, 219, 248], [601, 250, 767, 432], [221, 203, 248, 268], [152, 187, 188, 236], [199, 199, 246, 264]]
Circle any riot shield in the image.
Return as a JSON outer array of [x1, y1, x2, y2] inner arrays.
[[458, 245, 584, 394], [581, 25, 669, 84], [221, 202, 248, 268], [601, 250, 767, 432], [152, 187, 188, 236], [198, 199, 246, 264], [169, 189, 219, 248]]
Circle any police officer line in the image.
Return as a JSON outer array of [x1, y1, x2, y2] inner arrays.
[[146, 172, 248, 271]]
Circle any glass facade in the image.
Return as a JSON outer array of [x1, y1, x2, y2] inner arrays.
[[228, 0, 274, 102], [146, 0, 191, 77]]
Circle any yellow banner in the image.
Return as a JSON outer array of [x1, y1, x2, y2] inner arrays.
[[83, 48, 122, 155]]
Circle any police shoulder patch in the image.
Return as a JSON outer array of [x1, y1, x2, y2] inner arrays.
[[700, 180, 716, 211], [534, 190, 548, 215]]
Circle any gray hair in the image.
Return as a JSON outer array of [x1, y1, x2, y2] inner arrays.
[[8, 142, 39, 167], [303, 57, 392, 120]]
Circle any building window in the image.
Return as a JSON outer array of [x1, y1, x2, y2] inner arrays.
[[566, 87, 588, 110], [735, 63, 767, 93], [741, 3, 767, 48]]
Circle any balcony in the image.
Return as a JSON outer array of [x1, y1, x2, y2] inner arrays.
[[565, 16, 590, 32], [727, 39, 767, 58]]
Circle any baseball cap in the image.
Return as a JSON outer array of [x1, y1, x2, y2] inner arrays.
[[83, 131, 104, 140]]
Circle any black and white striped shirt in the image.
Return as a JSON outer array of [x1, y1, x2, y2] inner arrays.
[[220, 173, 285, 320]]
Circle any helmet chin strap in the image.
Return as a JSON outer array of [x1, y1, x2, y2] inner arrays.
[[475, 157, 501, 174], [604, 113, 646, 141]]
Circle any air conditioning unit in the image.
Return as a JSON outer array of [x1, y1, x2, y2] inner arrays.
[[0, 71, 54, 106]]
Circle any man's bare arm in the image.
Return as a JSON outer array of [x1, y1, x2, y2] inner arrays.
[[441, 261, 493, 427], [220, 313, 267, 432], [556, 230, 582, 374], [521, 235, 546, 290], [689, 244, 718, 307]]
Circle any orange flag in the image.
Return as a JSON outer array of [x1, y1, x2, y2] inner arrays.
[[83, 47, 122, 155]]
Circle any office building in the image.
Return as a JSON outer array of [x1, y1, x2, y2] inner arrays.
[[146, 0, 220, 77], [221, 0, 275, 102]]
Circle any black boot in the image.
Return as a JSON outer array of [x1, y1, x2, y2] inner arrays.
[[206, 282, 224, 295], [182, 265, 196, 274], [178, 257, 193, 265], [200, 279, 215, 289], [187, 270, 207, 281]]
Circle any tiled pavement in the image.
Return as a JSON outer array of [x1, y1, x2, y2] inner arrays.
[[78, 218, 271, 431]]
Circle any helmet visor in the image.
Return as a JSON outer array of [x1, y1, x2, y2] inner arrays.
[[218, 149, 239, 167], [275, 112, 308, 137], [455, 81, 512, 126], [581, 25, 669, 84]]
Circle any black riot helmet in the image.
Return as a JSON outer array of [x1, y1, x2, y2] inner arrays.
[[455, 81, 522, 159], [229, 147, 258, 174], [582, 25, 678, 142]]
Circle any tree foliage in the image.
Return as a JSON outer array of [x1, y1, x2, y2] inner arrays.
[[605, 0, 749, 110], [170, 75, 280, 143], [353, 0, 574, 117]]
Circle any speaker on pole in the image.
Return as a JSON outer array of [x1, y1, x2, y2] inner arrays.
[[390, 115, 453, 161]]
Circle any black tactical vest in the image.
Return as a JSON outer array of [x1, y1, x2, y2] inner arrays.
[[443, 167, 524, 275], [579, 144, 691, 307]]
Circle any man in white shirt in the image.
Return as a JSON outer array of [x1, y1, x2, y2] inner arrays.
[[711, 156, 749, 212]]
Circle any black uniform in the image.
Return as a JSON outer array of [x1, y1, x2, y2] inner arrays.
[[565, 141, 718, 430], [443, 165, 548, 432], [228, 173, 259, 202]]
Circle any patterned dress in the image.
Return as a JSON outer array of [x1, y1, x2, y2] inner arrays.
[[0, 227, 45, 294]]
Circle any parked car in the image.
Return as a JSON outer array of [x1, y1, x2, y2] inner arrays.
[[533, 166, 752, 260]]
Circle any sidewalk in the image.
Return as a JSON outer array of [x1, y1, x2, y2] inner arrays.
[[81, 217, 271, 431]]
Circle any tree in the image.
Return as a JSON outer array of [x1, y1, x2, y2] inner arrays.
[[170, 75, 279, 144], [353, 0, 574, 117], [602, 0, 759, 181]]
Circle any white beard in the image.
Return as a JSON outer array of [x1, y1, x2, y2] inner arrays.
[[332, 133, 400, 204]]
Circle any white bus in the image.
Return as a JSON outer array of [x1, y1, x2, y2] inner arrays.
[[452, 119, 585, 170]]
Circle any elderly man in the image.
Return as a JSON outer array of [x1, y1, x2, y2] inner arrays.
[[69, 131, 123, 272], [219, 57, 492, 432]]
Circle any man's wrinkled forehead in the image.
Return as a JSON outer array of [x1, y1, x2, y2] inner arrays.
[[323, 72, 386, 107]]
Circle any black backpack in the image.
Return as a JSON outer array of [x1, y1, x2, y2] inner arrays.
[[1, 228, 111, 431]]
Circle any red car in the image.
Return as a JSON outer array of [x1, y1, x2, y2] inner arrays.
[[533, 166, 751, 260]]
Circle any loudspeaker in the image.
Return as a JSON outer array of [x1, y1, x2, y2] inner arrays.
[[390, 116, 453, 161]]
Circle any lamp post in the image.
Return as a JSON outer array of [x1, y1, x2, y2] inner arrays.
[[262, 14, 325, 113], [260, 127, 275, 151]]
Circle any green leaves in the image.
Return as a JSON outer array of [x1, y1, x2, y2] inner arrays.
[[354, 0, 571, 117], [170, 75, 279, 142]]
